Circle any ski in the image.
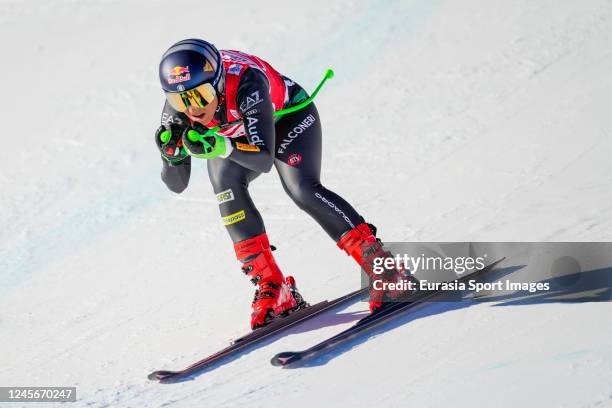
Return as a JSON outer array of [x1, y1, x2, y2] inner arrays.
[[148, 286, 368, 382], [270, 257, 505, 367]]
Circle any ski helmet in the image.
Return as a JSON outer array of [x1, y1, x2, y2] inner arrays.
[[159, 39, 224, 112]]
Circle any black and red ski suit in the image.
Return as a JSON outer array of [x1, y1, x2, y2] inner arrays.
[[159, 50, 364, 244]]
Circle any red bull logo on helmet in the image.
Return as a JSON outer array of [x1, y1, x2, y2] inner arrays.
[[167, 66, 191, 84]]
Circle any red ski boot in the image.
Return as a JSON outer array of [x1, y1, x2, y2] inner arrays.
[[234, 233, 307, 329], [337, 223, 415, 312]]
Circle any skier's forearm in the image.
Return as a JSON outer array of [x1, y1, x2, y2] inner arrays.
[[226, 68, 276, 173], [158, 100, 191, 192], [161, 156, 191, 193], [227, 143, 273, 173]]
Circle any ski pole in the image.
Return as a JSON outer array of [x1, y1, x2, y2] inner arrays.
[[201, 68, 335, 137], [273, 68, 335, 117]]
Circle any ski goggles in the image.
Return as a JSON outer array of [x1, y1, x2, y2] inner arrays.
[[164, 82, 216, 112]]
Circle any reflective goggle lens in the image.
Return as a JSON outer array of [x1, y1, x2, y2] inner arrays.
[[165, 82, 216, 112]]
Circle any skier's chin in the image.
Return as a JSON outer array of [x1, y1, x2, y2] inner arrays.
[[186, 106, 216, 126], [189, 112, 213, 126], [191, 116, 210, 126]]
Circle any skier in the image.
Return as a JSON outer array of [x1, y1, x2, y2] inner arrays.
[[156, 39, 407, 329]]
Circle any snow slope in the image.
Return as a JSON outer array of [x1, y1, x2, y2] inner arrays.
[[1, 0, 612, 406]]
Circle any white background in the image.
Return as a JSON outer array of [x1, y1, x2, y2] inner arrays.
[[1, 0, 611, 406]]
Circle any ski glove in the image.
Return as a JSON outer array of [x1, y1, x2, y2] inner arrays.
[[155, 124, 189, 164], [182, 125, 233, 159]]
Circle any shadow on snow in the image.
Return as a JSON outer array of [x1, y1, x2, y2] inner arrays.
[[282, 265, 612, 368]]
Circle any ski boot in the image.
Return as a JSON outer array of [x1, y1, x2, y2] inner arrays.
[[234, 233, 307, 329], [337, 223, 415, 313]]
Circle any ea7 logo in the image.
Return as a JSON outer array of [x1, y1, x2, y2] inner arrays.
[[161, 112, 183, 126], [240, 91, 262, 112]]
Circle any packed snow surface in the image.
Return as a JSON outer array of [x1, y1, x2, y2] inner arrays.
[[1, 0, 612, 406]]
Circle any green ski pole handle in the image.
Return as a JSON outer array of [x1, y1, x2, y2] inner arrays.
[[198, 69, 335, 138], [159, 130, 172, 144]]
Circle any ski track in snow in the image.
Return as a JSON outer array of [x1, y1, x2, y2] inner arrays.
[[1, 0, 612, 407]]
